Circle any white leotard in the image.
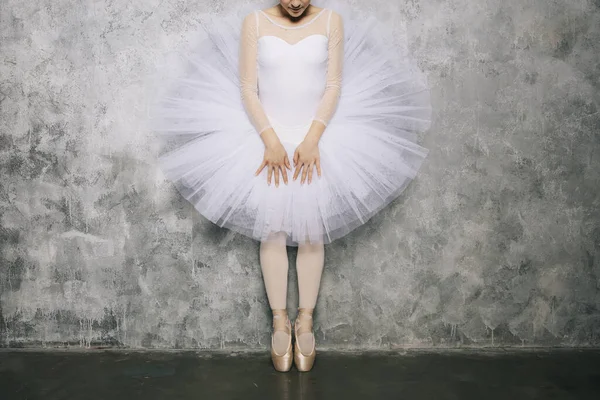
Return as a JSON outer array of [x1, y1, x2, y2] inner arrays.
[[239, 7, 344, 134]]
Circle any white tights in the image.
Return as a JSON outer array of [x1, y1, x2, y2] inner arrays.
[[259, 232, 324, 353]]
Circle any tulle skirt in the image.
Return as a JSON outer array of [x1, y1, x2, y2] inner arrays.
[[148, 0, 432, 246]]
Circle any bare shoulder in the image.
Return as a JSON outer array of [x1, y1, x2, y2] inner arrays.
[[242, 10, 257, 26], [243, 10, 257, 20], [327, 9, 344, 25], [260, 5, 278, 15], [328, 9, 343, 21]]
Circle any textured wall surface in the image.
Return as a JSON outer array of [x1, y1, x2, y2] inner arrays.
[[1, 0, 599, 350]]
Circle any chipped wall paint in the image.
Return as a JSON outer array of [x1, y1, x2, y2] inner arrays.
[[1, 0, 599, 349]]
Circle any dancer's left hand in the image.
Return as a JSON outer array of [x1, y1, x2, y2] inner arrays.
[[293, 138, 321, 185]]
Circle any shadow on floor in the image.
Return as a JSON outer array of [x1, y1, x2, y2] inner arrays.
[[1, 349, 600, 399]]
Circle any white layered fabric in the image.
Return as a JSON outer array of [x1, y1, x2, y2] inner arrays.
[[149, 1, 432, 246]]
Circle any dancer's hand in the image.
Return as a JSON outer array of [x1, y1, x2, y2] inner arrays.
[[255, 139, 291, 187], [293, 138, 321, 185]]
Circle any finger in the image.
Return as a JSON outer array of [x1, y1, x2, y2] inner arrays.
[[316, 158, 322, 177], [301, 163, 308, 185], [285, 155, 291, 170], [281, 164, 288, 185], [274, 164, 280, 187], [267, 164, 273, 186], [293, 162, 302, 181], [297, 161, 303, 184], [255, 159, 266, 176], [308, 162, 314, 184], [293, 149, 299, 166]]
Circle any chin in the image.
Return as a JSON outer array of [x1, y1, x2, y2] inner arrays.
[[287, 9, 305, 17]]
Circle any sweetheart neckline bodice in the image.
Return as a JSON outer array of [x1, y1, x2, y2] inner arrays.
[[257, 34, 328, 46]]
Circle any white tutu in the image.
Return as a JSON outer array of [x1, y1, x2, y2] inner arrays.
[[148, 0, 432, 246]]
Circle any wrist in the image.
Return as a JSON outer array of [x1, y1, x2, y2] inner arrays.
[[304, 133, 320, 145], [305, 120, 326, 144], [260, 128, 281, 147]]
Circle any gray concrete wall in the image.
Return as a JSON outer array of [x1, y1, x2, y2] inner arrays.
[[1, 0, 599, 350]]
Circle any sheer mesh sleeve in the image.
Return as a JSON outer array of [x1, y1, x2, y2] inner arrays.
[[313, 11, 344, 126], [239, 12, 273, 135]]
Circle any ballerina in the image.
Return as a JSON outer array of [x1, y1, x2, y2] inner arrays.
[[150, 0, 432, 372]]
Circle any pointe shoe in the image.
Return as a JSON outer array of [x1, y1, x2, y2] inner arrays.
[[293, 308, 316, 372], [270, 309, 293, 372]]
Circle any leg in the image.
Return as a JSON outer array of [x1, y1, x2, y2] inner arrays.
[[259, 231, 290, 355], [296, 241, 325, 309], [295, 241, 325, 353]]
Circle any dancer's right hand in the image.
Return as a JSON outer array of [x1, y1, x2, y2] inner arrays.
[[255, 139, 291, 187]]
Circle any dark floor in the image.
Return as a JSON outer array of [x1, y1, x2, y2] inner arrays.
[[1, 349, 600, 399]]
